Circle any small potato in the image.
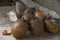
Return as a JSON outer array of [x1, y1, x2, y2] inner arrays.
[[2, 29, 11, 35]]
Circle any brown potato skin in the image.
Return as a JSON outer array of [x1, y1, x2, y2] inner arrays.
[[22, 8, 35, 22], [34, 10, 45, 20], [11, 19, 28, 38], [29, 18, 44, 36], [45, 19, 58, 34]]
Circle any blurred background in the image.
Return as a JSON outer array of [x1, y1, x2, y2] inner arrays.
[[33, 0, 60, 15]]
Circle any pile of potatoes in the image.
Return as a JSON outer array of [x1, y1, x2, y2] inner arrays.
[[11, 7, 59, 38]]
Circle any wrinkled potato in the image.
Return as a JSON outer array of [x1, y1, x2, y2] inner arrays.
[[45, 19, 58, 34]]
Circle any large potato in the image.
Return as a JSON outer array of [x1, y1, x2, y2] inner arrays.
[[29, 18, 44, 36], [11, 19, 28, 38]]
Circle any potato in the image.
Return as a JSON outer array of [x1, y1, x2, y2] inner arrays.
[[45, 19, 58, 34]]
